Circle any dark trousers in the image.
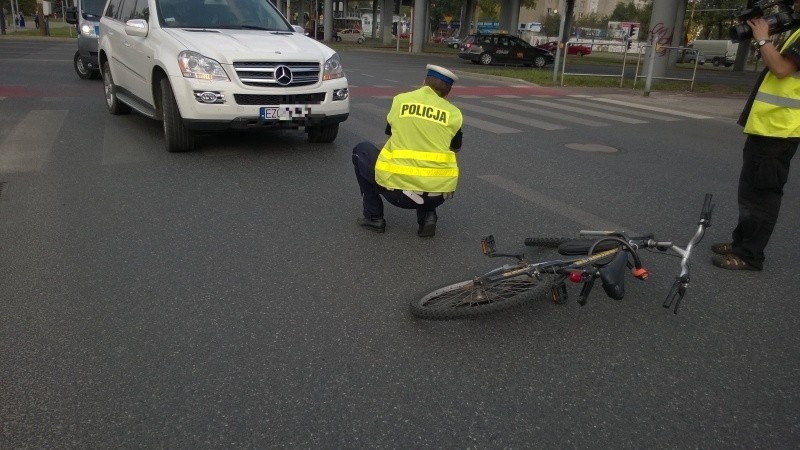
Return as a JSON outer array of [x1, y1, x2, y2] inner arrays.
[[352, 141, 445, 223], [731, 134, 797, 269]]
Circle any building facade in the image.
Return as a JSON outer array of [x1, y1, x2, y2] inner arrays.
[[517, 0, 641, 31]]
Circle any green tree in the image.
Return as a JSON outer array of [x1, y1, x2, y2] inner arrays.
[[574, 11, 609, 38], [475, 0, 537, 22], [691, 0, 739, 39], [542, 12, 560, 36], [4, 0, 38, 20], [429, 0, 465, 35], [609, 0, 652, 41]]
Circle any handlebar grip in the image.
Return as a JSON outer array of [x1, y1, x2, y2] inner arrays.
[[700, 193, 714, 222]]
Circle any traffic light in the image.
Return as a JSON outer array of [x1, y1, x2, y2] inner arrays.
[[392, 22, 398, 36], [629, 24, 638, 40], [627, 40, 632, 50]]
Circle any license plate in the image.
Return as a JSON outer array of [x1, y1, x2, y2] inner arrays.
[[260, 105, 310, 121]]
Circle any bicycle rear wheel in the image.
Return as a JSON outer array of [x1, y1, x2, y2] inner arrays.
[[410, 274, 555, 320]]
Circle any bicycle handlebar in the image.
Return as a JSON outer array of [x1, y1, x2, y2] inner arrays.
[[549, 194, 714, 314]]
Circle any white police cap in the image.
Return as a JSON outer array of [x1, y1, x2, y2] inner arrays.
[[426, 64, 458, 85]]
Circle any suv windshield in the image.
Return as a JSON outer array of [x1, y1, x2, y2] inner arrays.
[[83, 0, 107, 18], [156, 0, 292, 30]]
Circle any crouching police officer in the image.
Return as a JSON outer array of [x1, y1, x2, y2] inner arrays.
[[352, 64, 464, 237]]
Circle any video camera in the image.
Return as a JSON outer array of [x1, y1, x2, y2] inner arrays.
[[729, 0, 800, 42]]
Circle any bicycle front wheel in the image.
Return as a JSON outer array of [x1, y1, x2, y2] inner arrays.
[[410, 275, 554, 320]]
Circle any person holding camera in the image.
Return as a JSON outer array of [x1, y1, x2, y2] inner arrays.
[[712, 4, 800, 271]]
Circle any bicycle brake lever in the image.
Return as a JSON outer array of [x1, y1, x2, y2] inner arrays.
[[663, 279, 687, 314]]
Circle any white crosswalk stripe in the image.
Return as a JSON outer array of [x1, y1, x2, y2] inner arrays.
[[355, 92, 715, 135], [457, 102, 567, 131], [483, 99, 609, 127], [444, 95, 714, 133], [591, 97, 712, 119], [521, 98, 648, 124], [558, 97, 682, 121], [0, 110, 67, 173]]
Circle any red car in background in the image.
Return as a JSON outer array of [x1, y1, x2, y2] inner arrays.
[[536, 41, 592, 56]]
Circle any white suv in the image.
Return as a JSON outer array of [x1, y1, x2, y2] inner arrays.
[[98, 0, 349, 152]]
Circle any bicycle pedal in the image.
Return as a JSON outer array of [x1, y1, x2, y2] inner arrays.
[[550, 282, 568, 304], [480, 235, 496, 256]]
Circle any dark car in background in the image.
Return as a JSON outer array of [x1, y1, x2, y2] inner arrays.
[[536, 40, 592, 56], [458, 33, 554, 68]]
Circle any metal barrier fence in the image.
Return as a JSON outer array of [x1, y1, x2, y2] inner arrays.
[[558, 42, 635, 88], [633, 45, 701, 92], [557, 42, 701, 93]]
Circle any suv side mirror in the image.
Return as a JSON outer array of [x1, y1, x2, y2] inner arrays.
[[65, 6, 78, 24], [293, 25, 304, 33], [125, 19, 149, 37]]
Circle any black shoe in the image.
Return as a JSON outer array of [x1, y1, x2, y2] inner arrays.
[[358, 217, 386, 233], [417, 211, 437, 237]]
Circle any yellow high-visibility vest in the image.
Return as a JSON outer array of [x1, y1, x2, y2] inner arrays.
[[375, 86, 463, 193], [744, 27, 800, 138]]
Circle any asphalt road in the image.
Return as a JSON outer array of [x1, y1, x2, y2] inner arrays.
[[1, 39, 799, 447]]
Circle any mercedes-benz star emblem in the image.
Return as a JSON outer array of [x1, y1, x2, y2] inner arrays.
[[274, 65, 293, 86]]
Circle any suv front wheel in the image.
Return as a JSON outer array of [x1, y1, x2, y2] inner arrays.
[[307, 123, 339, 143], [103, 62, 132, 115], [159, 78, 195, 152]]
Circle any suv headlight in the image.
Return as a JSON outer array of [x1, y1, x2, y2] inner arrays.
[[322, 53, 344, 81], [80, 23, 97, 37], [178, 51, 230, 81]]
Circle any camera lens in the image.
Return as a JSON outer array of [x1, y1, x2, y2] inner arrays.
[[730, 22, 753, 41]]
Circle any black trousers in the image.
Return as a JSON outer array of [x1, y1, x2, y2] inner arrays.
[[352, 141, 445, 223], [731, 134, 797, 269]]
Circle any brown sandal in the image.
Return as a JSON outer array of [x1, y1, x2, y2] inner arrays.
[[712, 253, 760, 271], [711, 243, 733, 255]]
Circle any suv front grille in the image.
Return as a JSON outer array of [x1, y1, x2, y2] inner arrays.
[[233, 93, 327, 105], [233, 61, 320, 87]]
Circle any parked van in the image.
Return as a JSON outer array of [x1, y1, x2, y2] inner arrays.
[[65, 0, 105, 79], [689, 39, 736, 67]]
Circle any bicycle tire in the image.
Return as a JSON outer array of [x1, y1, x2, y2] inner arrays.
[[410, 274, 555, 320], [524, 237, 579, 248]]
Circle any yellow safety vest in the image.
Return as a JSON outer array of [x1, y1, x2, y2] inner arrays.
[[375, 86, 464, 193], [744, 27, 800, 138]]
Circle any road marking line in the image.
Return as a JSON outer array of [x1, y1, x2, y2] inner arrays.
[[591, 97, 712, 119], [522, 98, 648, 124], [557, 98, 681, 121], [462, 116, 521, 134], [478, 174, 634, 232], [457, 102, 567, 130], [483, 99, 609, 127], [0, 110, 67, 173]]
